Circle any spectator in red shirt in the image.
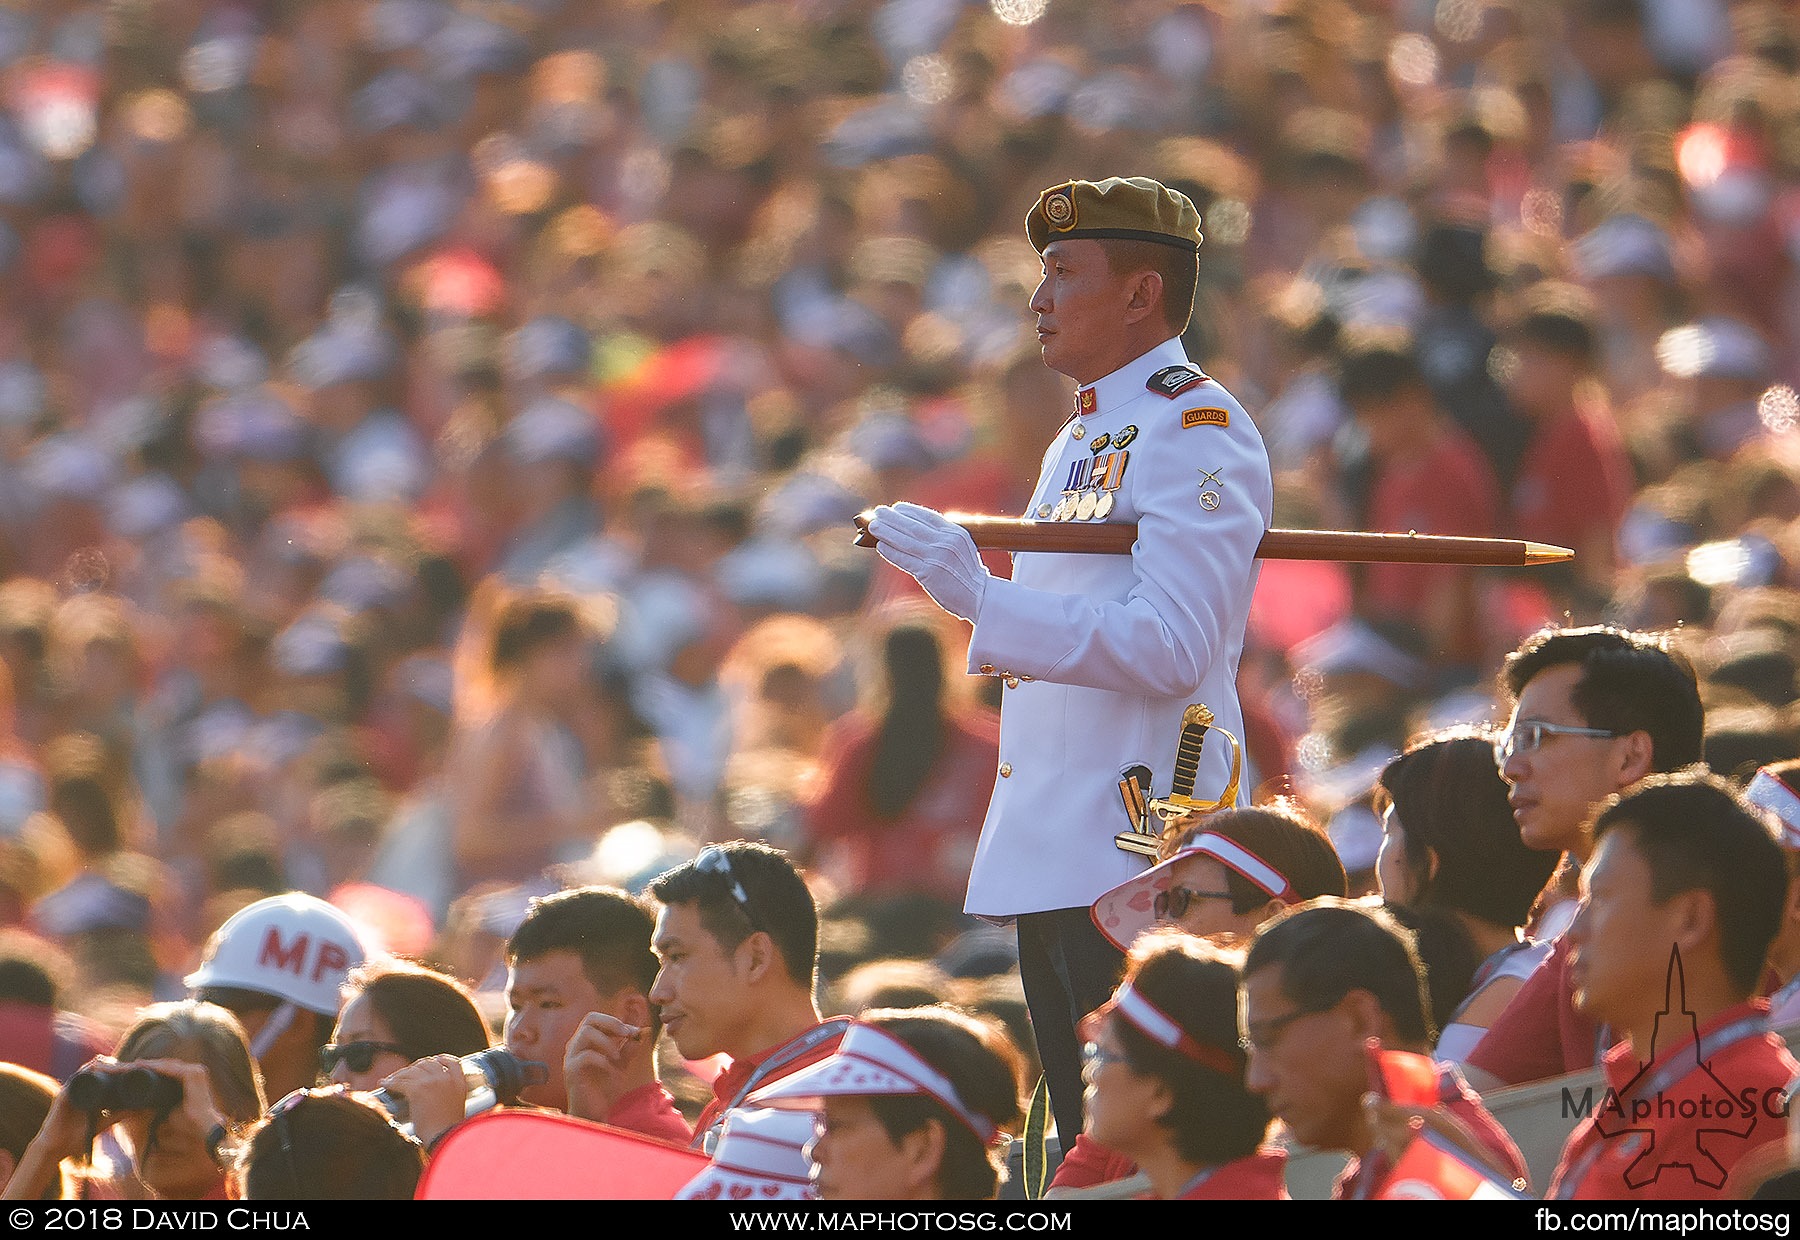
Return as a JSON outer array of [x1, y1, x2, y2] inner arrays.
[[1498, 283, 1635, 614], [1465, 626, 1705, 1093], [487, 886, 687, 1145], [1078, 931, 1285, 1200], [1336, 331, 1500, 671], [1240, 898, 1528, 1198], [802, 613, 998, 905], [1549, 773, 1797, 1199], [648, 843, 847, 1169]]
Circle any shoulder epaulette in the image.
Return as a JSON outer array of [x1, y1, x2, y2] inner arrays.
[[1147, 365, 1208, 398]]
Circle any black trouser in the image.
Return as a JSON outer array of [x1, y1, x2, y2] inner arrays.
[[1016, 907, 1127, 1153]]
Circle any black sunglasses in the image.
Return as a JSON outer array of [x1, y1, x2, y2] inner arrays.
[[695, 846, 766, 934], [1153, 884, 1235, 921], [319, 1041, 409, 1075]]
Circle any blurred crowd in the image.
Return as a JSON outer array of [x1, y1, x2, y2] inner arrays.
[[3, 0, 1800, 1204]]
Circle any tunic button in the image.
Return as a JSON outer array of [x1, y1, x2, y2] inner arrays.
[[999, 763, 1013, 778], [1071, 424, 1086, 440], [979, 663, 995, 675], [1004, 676, 1020, 689], [1036, 504, 1052, 518]]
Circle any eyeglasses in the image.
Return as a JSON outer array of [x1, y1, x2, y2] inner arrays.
[[1238, 1006, 1321, 1056], [696, 846, 766, 934], [1080, 1041, 1129, 1074], [1493, 720, 1624, 766], [319, 1041, 409, 1075], [1153, 884, 1236, 921]]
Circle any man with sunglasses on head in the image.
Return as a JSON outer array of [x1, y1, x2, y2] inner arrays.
[[648, 842, 848, 1167], [1463, 625, 1704, 1092], [1240, 898, 1527, 1198]]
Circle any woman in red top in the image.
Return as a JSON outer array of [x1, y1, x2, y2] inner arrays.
[[802, 614, 997, 903], [1079, 931, 1286, 1199]]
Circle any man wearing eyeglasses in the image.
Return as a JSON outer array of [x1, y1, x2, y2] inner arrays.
[[1462, 626, 1704, 1092], [648, 842, 848, 1171], [1239, 899, 1526, 1198]]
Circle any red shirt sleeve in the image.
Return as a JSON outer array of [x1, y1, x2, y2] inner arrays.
[[1048, 1133, 1138, 1191], [801, 717, 877, 848], [604, 1083, 695, 1146], [1465, 938, 1574, 1086]]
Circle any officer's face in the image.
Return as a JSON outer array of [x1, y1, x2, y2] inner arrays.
[[1030, 239, 1141, 385]]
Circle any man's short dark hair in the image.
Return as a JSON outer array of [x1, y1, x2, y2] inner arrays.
[[1243, 898, 1435, 1046], [1333, 330, 1426, 407], [506, 887, 660, 1001], [1502, 626, 1704, 772], [650, 842, 818, 988], [1099, 239, 1198, 335], [1592, 771, 1787, 997], [1508, 281, 1599, 364]]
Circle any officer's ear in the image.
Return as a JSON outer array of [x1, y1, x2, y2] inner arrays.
[[1122, 269, 1165, 327]]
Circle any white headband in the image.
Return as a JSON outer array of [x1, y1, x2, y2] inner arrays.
[[1187, 833, 1294, 902], [1110, 981, 1240, 1076]]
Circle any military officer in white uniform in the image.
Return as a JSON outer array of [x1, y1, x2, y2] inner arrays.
[[866, 176, 1273, 1147]]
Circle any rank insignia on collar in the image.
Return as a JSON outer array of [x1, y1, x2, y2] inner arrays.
[[1076, 387, 1097, 415], [1147, 365, 1207, 398], [1181, 406, 1229, 429]]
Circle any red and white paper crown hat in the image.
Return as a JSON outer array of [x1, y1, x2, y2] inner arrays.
[[674, 1107, 818, 1202], [1089, 831, 1297, 951], [748, 1021, 1001, 1144], [1082, 979, 1243, 1077]]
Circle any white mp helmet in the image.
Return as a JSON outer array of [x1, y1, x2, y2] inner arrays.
[[185, 892, 370, 1017]]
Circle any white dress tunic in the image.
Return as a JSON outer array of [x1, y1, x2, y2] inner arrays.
[[963, 336, 1273, 918]]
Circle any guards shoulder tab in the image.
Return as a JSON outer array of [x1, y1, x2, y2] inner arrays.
[[1147, 365, 1208, 398]]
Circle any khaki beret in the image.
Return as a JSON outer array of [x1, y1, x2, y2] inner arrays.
[[1025, 176, 1204, 254]]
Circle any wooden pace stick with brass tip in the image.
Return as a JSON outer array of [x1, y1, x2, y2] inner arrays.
[[851, 511, 1574, 567]]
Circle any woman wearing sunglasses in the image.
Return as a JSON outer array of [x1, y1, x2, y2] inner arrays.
[[1063, 807, 1344, 1193], [748, 1006, 1024, 1200], [4, 1001, 265, 1201], [322, 960, 492, 1092], [1089, 802, 1348, 952], [1078, 931, 1283, 1199]]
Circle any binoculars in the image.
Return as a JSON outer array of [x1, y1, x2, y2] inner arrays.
[[66, 1066, 184, 1115]]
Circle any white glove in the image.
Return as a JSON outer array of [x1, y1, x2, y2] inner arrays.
[[866, 501, 991, 622]]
